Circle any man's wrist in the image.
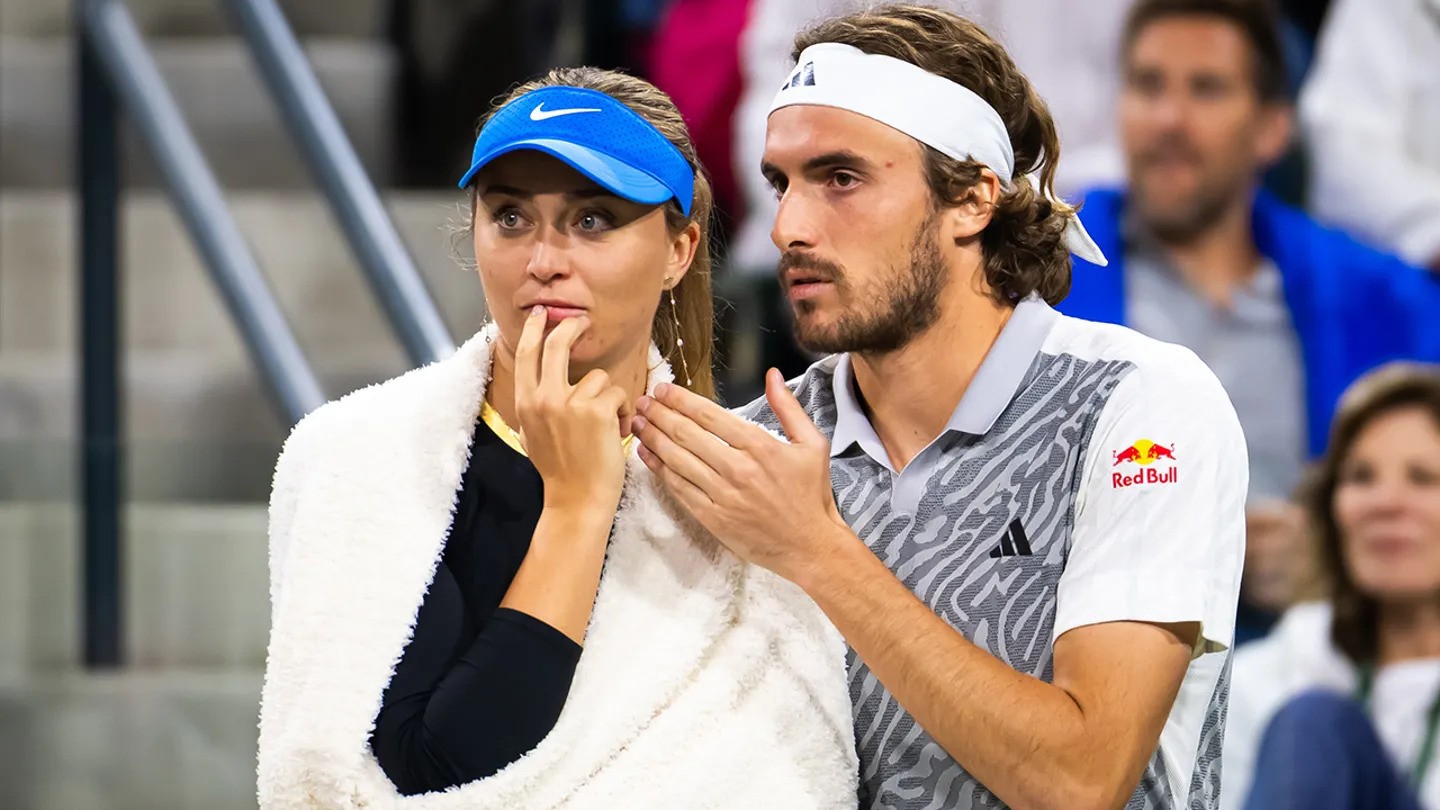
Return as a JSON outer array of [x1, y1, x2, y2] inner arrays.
[[791, 517, 868, 596]]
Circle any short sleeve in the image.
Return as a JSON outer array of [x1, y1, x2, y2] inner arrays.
[[1054, 348, 1248, 656]]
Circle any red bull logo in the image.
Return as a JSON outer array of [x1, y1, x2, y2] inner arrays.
[[1111, 438, 1178, 487]]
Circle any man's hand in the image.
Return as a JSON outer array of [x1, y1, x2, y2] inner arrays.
[[632, 368, 852, 581]]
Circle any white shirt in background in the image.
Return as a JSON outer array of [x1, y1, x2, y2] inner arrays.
[[1300, 0, 1440, 267], [1226, 602, 1440, 810]]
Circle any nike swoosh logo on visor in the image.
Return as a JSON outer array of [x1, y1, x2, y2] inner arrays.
[[530, 103, 603, 121]]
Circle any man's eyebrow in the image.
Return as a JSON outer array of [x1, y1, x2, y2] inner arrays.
[[761, 150, 877, 184], [799, 150, 875, 173]]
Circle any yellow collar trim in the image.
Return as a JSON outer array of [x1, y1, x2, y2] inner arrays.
[[479, 399, 636, 458]]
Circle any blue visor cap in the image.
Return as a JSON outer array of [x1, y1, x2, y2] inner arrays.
[[458, 86, 694, 216]]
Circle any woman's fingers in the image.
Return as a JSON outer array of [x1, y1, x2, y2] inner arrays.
[[513, 306, 547, 400], [540, 316, 590, 396], [574, 369, 631, 439]]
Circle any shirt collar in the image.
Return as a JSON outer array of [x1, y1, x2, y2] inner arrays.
[[830, 294, 1059, 459], [1123, 209, 1283, 300]]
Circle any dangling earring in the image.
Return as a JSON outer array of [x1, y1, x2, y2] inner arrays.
[[667, 280, 692, 387]]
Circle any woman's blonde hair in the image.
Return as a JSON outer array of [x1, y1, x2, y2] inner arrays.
[[468, 66, 716, 398]]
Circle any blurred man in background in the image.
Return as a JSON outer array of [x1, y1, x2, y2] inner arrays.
[[1059, 0, 1440, 642], [1061, 0, 1440, 504]]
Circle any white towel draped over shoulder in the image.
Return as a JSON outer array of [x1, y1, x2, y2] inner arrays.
[[257, 324, 859, 810]]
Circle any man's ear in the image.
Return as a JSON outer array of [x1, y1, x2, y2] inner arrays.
[[1256, 103, 1294, 168], [946, 168, 1002, 241]]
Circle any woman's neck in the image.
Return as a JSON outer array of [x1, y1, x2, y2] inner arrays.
[[485, 333, 651, 436], [1378, 598, 1440, 667]]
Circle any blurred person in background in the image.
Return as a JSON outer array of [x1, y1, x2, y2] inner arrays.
[[1225, 363, 1440, 810], [646, 0, 750, 228], [256, 67, 857, 808], [1300, 0, 1440, 273], [1061, 0, 1440, 509], [1237, 499, 1312, 644], [387, 0, 570, 187]]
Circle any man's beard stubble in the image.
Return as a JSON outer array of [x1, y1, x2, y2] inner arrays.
[[783, 211, 949, 356], [1132, 135, 1236, 244]]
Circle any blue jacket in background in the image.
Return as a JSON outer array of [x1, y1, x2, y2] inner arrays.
[[1059, 188, 1440, 458]]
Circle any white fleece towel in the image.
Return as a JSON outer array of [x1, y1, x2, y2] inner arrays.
[[257, 325, 859, 809]]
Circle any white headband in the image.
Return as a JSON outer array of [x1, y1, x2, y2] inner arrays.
[[769, 42, 1108, 267]]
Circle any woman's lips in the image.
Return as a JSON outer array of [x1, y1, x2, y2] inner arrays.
[[524, 303, 587, 322], [541, 305, 586, 321]]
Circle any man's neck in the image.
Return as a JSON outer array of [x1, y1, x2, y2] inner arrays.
[[1151, 193, 1263, 307], [486, 335, 649, 435], [849, 291, 1014, 472], [1377, 598, 1440, 667]]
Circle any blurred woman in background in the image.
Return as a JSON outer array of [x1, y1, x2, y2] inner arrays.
[[1226, 362, 1440, 810]]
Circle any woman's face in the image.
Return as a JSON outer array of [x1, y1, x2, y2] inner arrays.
[[1334, 405, 1440, 603], [472, 151, 696, 377]]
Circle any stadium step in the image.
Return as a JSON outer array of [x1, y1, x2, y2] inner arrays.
[[1, 35, 396, 189], [0, 668, 263, 810], [0, 189, 488, 501], [0, 501, 271, 672]]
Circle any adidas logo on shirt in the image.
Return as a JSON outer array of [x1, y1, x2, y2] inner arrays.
[[988, 519, 1032, 558]]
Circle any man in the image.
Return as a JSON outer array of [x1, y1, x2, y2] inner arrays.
[[630, 4, 1245, 809], [1061, 0, 1440, 504], [722, 0, 1139, 400]]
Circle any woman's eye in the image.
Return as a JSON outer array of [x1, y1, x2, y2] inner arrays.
[[496, 210, 523, 229], [1339, 463, 1374, 485], [577, 211, 613, 231]]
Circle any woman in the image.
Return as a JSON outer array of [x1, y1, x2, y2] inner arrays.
[[256, 67, 858, 809], [1225, 362, 1440, 810]]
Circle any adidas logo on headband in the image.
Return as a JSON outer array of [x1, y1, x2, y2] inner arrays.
[[781, 61, 816, 91]]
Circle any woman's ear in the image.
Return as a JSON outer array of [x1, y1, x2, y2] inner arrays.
[[946, 168, 1002, 241], [666, 220, 702, 286]]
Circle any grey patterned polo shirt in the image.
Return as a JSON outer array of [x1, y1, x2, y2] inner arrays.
[[744, 296, 1247, 809]]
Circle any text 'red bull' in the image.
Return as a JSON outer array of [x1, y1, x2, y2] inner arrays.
[[1111, 440, 1179, 487], [1112, 466, 1179, 487]]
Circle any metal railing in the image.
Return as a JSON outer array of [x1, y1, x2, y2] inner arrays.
[[223, 0, 453, 366], [75, 0, 449, 665]]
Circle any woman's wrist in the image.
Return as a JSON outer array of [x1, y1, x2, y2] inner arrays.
[[540, 495, 618, 531]]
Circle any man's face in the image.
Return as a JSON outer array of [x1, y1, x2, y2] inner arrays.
[[1120, 16, 1290, 242], [762, 105, 950, 355]]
